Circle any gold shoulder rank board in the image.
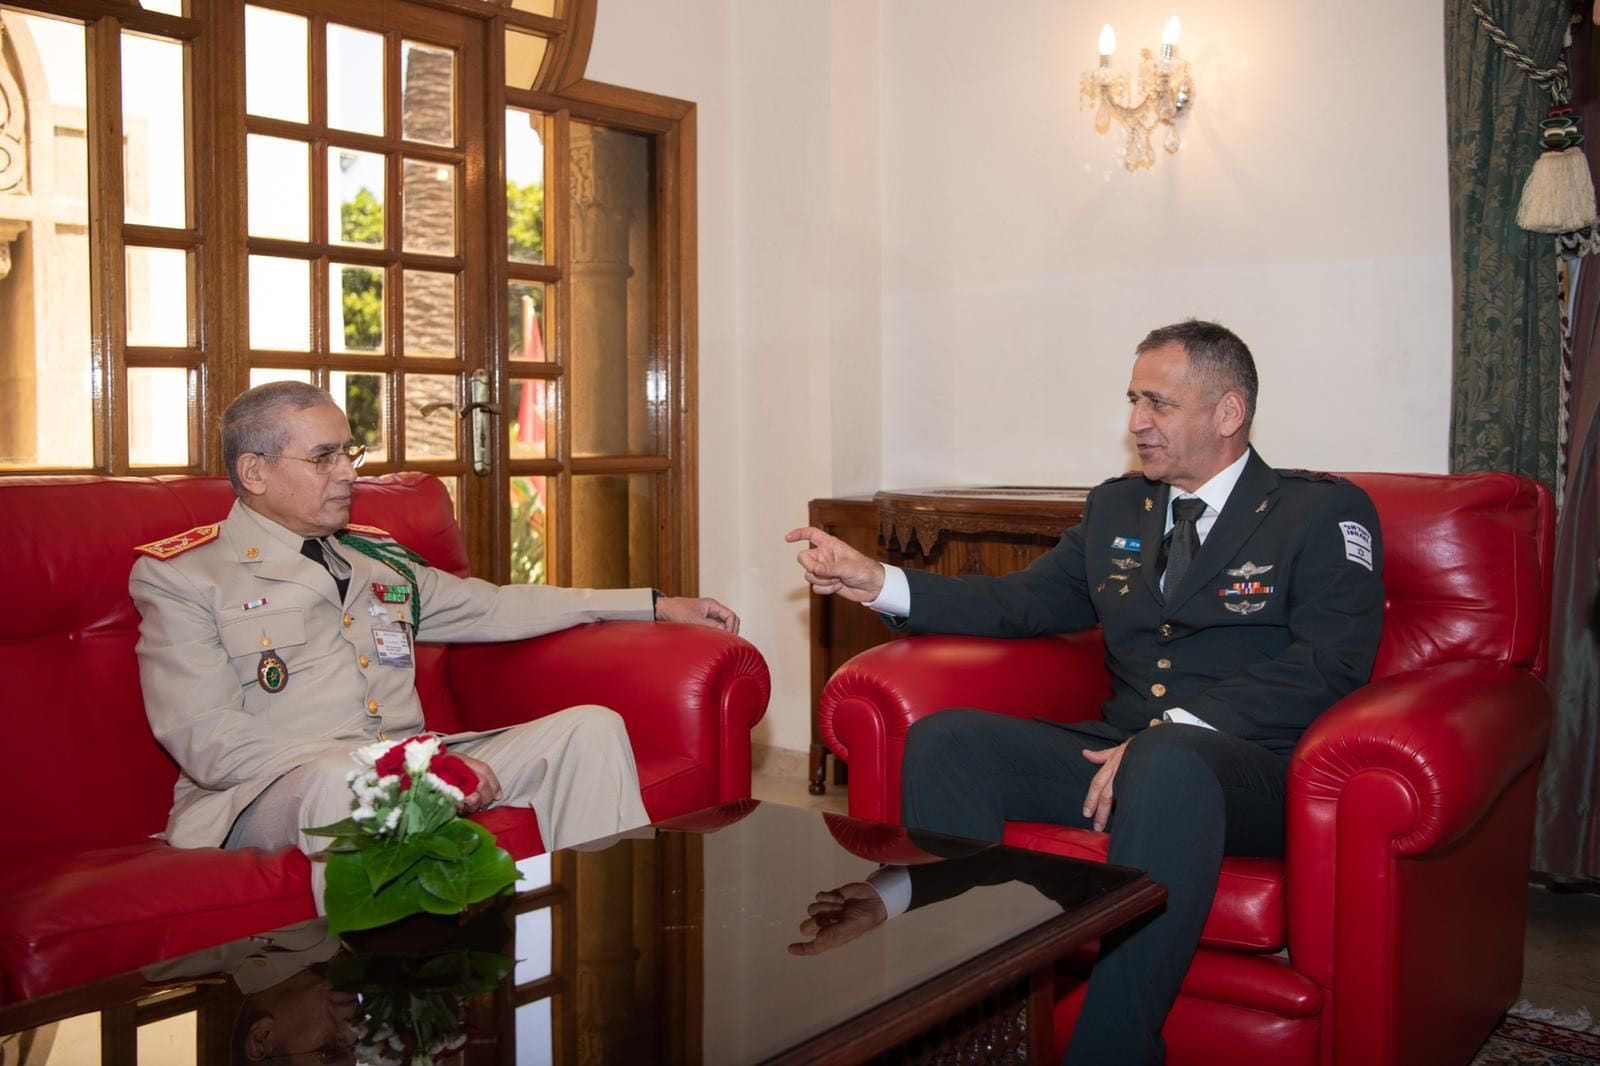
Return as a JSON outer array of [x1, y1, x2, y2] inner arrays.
[[134, 524, 220, 560], [344, 522, 393, 539]]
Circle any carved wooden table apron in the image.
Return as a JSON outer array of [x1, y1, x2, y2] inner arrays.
[[807, 487, 1090, 794]]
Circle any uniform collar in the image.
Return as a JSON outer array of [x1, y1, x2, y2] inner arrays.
[[1165, 446, 1252, 530]]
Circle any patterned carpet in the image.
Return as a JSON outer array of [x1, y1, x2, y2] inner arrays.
[[1473, 1005, 1600, 1065]]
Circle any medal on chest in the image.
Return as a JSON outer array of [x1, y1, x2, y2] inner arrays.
[[257, 650, 288, 693]]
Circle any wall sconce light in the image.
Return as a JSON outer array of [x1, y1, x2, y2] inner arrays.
[[1080, 16, 1194, 172]]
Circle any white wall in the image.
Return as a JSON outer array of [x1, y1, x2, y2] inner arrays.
[[880, 0, 1451, 486], [589, 0, 882, 754], [588, 0, 1450, 753]]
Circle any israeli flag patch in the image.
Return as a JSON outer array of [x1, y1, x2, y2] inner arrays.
[[1339, 521, 1374, 571]]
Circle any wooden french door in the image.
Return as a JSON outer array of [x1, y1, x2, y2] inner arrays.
[[0, 0, 697, 593], [239, 0, 495, 566]]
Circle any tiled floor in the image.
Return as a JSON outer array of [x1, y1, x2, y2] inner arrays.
[[752, 752, 1600, 1024]]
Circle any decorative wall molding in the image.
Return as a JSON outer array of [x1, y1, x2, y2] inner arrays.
[[0, 22, 27, 196], [0, 217, 25, 281]]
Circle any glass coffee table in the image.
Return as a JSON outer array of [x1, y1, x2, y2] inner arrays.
[[0, 801, 1162, 1064]]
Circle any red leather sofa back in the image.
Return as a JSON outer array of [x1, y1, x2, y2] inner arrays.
[[0, 472, 477, 855], [1352, 471, 1553, 680]]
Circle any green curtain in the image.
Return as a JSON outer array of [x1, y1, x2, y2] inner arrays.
[[1445, 0, 1565, 486]]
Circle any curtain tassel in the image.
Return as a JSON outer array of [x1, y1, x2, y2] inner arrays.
[[1518, 106, 1599, 234]]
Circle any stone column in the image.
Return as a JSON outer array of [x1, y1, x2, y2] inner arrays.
[[568, 124, 639, 588]]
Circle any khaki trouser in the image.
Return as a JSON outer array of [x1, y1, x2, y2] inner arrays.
[[225, 705, 651, 912]]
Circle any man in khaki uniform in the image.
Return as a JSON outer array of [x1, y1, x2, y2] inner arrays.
[[130, 381, 739, 905]]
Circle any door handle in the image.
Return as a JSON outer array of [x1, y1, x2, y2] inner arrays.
[[416, 371, 498, 475], [466, 370, 494, 475]]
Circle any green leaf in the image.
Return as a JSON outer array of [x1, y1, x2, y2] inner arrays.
[[417, 858, 471, 909], [364, 839, 427, 894], [416, 881, 466, 916], [437, 819, 484, 856], [417, 835, 464, 862], [323, 853, 424, 934], [458, 823, 518, 902]]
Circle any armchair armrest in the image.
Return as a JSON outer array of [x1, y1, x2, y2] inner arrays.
[[445, 621, 771, 804], [820, 632, 1110, 823], [1284, 659, 1552, 1060]]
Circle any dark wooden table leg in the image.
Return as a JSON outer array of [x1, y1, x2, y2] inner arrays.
[[808, 742, 829, 795]]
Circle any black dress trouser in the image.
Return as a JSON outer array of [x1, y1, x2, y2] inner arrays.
[[900, 710, 1292, 1066]]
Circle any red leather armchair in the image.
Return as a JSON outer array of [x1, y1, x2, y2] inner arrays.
[[819, 472, 1554, 1066], [0, 472, 770, 1004]]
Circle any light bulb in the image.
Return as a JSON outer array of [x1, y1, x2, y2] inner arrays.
[[1098, 24, 1116, 57], [1162, 16, 1181, 47]]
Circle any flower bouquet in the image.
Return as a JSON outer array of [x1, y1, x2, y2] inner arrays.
[[306, 734, 519, 934]]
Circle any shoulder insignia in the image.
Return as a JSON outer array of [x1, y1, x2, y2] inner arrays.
[[342, 522, 395, 540], [134, 524, 220, 560], [1096, 471, 1144, 488], [1278, 468, 1351, 485]]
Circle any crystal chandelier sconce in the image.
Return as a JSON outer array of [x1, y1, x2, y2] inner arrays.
[[1080, 16, 1194, 172]]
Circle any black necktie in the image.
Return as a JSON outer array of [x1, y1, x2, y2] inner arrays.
[[301, 538, 350, 602], [1162, 496, 1207, 595]]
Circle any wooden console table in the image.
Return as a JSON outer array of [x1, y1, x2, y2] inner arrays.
[[806, 486, 1090, 794]]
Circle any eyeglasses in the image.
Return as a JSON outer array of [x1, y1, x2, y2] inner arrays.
[[257, 444, 368, 472]]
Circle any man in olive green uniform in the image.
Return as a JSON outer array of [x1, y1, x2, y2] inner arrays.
[[131, 381, 739, 905]]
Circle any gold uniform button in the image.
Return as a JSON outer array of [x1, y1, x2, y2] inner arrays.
[[378, 731, 389, 741], [343, 613, 354, 628], [359, 655, 370, 668], [1158, 623, 1173, 638], [259, 636, 271, 647], [1151, 683, 1168, 698], [1157, 658, 1172, 670], [366, 698, 379, 715]]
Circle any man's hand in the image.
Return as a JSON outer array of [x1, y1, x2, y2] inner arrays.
[[785, 527, 885, 602], [454, 754, 502, 814], [1080, 740, 1131, 833], [653, 596, 740, 633], [787, 881, 889, 956]]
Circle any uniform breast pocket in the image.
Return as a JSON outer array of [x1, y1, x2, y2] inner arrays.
[[220, 609, 308, 686]]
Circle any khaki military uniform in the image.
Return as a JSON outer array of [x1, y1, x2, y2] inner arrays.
[[130, 499, 655, 851]]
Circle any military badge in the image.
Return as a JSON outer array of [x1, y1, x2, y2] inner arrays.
[[371, 582, 412, 604], [1225, 561, 1274, 579], [1112, 557, 1141, 571], [1112, 536, 1142, 551], [257, 650, 288, 692], [1224, 601, 1267, 615], [133, 524, 220, 560], [1339, 521, 1374, 571]]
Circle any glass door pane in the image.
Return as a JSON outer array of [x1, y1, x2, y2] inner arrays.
[[242, 2, 486, 570], [0, 11, 93, 469], [568, 123, 657, 459]]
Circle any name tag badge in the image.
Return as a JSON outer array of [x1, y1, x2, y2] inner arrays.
[[373, 623, 414, 667]]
